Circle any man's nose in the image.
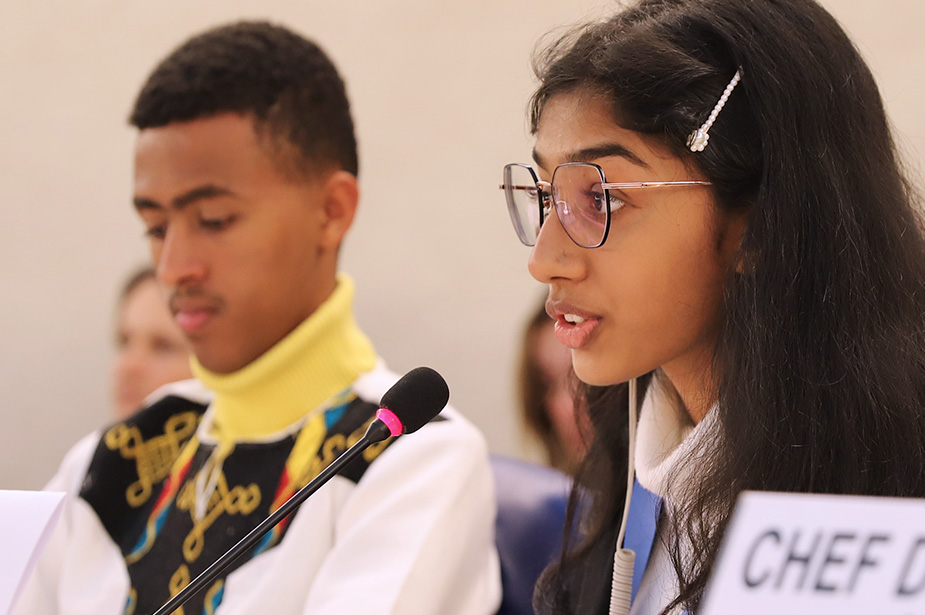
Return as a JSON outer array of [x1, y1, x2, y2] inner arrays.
[[156, 225, 207, 288]]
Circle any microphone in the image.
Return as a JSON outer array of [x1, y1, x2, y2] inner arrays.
[[377, 366, 450, 435], [150, 367, 449, 615]]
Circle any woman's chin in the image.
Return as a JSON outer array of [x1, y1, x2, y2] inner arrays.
[[573, 353, 648, 387], [573, 359, 622, 387]]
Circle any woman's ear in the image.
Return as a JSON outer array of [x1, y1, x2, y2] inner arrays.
[[720, 208, 753, 274], [319, 170, 359, 250], [735, 249, 756, 275], [734, 221, 757, 275]]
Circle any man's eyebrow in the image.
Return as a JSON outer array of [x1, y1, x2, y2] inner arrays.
[[132, 184, 236, 212], [133, 197, 162, 211], [532, 143, 651, 171], [174, 185, 235, 209]]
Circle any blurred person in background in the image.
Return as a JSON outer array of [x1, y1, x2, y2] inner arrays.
[[519, 296, 590, 474], [112, 266, 192, 420]]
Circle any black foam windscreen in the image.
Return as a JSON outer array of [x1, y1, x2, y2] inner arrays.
[[379, 367, 450, 434]]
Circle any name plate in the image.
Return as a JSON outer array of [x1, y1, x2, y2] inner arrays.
[[701, 491, 925, 614]]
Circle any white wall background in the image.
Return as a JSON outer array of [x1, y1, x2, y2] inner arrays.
[[1, 0, 922, 489]]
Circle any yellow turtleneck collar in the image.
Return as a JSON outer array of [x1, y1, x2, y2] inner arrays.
[[191, 274, 376, 441]]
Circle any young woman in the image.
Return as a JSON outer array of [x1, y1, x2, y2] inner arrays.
[[500, 0, 925, 613], [112, 267, 192, 419]]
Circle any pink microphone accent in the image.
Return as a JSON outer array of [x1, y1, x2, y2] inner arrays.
[[376, 408, 404, 437]]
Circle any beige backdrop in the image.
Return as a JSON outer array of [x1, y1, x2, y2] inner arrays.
[[1, 0, 922, 489]]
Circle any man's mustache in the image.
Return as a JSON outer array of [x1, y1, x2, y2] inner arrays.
[[168, 286, 226, 313]]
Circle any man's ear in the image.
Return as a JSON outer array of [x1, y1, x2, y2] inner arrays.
[[319, 170, 359, 250]]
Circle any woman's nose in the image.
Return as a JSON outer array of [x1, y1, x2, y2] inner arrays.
[[528, 207, 585, 284]]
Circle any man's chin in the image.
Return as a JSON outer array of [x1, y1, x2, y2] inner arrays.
[[192, 342, 262, 375]]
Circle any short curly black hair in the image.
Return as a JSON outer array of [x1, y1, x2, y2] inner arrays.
[[130, 21, 358, 177]]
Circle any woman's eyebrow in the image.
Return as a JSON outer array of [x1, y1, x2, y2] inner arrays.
[[532, 143, 651, 170], [566, 143, 650, 169]]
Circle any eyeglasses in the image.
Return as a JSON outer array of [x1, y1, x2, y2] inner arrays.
[[501, 162, 712, 248]]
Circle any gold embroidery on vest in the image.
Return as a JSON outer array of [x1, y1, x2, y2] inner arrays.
[[203, 580, 225, 615], [302, 433, 346, 489], [363, 437, 391, 462], [285, 414, 326, 488], [168, 564, 191, 615], [298, 417, 393, 489], [176, 472, 261, 563], [122, 588, 137, 615], [105, 411, 200, 507]]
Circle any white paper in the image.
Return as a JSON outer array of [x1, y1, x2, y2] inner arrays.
[[0, 491, 65, 615], [702, 491, 925, 615]]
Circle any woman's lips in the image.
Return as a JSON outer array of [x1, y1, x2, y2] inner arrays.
[[546, 300, 602, 349], [554, 315, 601, 349]]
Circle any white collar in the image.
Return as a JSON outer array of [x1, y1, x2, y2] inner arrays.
[[634, 375, 718, 499]]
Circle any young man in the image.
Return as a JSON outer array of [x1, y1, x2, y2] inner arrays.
[[16, 22, 500, 615]]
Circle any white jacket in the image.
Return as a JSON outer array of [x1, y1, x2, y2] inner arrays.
[[14, 364, 501, 615]]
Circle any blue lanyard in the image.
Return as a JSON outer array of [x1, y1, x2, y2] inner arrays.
[[623, 479, 663, 602]]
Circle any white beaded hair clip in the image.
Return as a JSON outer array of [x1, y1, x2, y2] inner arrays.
[[687, 67, 744, 152]]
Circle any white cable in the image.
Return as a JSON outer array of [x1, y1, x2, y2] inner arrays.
[[609, 377, 638, 615]]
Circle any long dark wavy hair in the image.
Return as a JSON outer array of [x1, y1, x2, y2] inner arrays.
[[529, 0, 925, 612]]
